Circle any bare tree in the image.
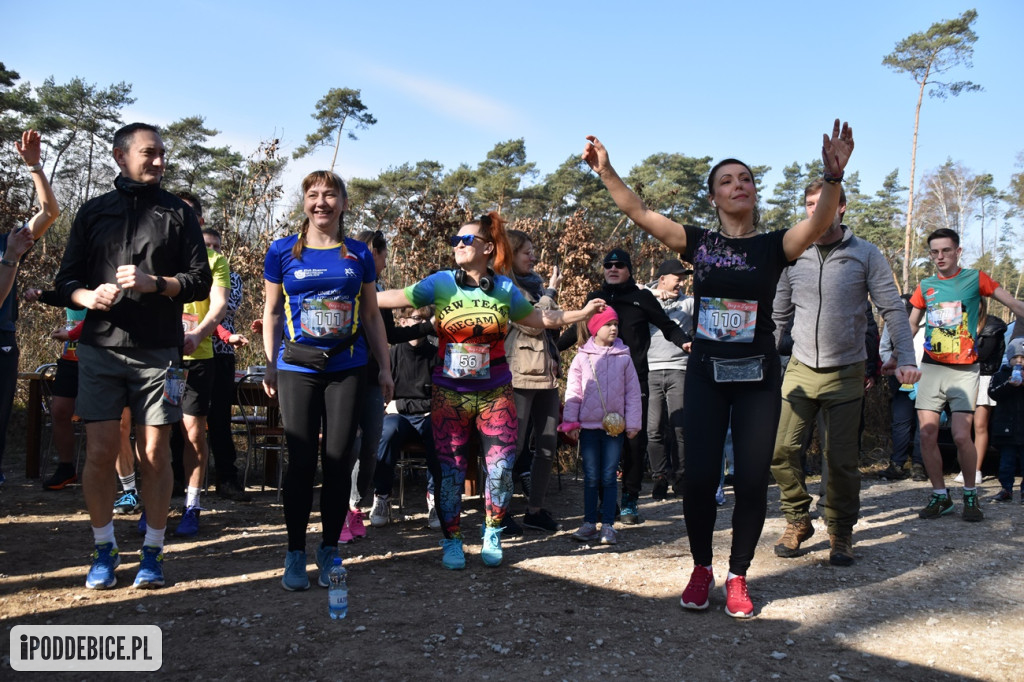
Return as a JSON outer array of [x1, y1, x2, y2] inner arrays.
[[882, 9, 981, 290]]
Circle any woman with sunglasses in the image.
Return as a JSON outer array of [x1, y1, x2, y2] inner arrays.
[[378, 212, 605, 570], [581, 119, 854, 618], [262, 171, 393, 592], [340, 229, 436, 541]]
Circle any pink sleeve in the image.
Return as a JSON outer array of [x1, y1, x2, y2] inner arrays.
[[562, 356, 584, 424], [215, 324, 233, 343]]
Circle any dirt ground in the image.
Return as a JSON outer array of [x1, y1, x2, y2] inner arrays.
[[2, 451, 1023, 681]]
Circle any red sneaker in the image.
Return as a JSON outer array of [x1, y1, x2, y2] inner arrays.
[[348, 509, 367, 538], [680, 565, 714, 610], [724, 575, 754, 618]]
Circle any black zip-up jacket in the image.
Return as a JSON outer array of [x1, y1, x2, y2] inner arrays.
[[391, 339, 439, 415], [988, 365, 1024, 445], [557, 278, 690, 382], [54, 175, 211, 349]]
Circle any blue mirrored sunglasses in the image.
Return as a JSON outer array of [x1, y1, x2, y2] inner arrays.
[[450, 234, 489, 247]]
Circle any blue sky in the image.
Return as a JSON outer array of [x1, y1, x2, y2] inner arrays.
[[5, 1, 1021, 242]]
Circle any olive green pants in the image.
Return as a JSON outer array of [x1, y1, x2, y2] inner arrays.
[[772, 358, 864, 535]]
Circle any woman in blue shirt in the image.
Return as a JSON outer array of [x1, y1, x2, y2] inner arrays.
[[262, 170, 393, 592]]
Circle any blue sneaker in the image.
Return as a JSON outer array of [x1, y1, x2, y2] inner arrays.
[[86, 542, 121, 589], [481, 526, 503, 567], [133, 546, 165, 589], [174, 506, 200, 537], [113, 489, 140, 514], [137, 510, 147, 536], [715, 485, 726, 506], [282, 550, 309, 591], [440, 538, 465, 570], [315, 544, 339, 588]]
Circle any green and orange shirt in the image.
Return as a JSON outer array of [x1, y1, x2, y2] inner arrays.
[[910, 268, 999, 365]]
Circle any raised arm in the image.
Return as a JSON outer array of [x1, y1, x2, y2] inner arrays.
[[17, 130, 60, 240], [377, 288, 413, 309], [518, 298, 606, 330], [583, 136, 688, 253], [781, 120, 854, 261], [992, 286, 1024, 320]]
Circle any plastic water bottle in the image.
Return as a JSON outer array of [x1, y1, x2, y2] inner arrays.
[[328, 557, 348, 620], [1012, 365, 1023, 386]]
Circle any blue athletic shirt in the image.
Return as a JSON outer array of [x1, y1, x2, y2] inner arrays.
[[264, 235, 376, 373]]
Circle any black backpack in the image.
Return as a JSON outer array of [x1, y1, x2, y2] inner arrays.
[[977, 315, 1008, 376]]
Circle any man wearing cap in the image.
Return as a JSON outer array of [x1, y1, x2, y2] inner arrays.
[[645, 259, 694, 500], [771, 179, 919, 566], [558, 248, 690, 523]]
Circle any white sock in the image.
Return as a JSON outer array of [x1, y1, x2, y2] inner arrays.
[[144, 526, 166, 550], [963, 487, 976, 494], [119, 473, 136, 492], [186, 486, 201, 509], [934, 488, 948, 497], [727, 571, 741, 581], [92, 521, 116, 548]]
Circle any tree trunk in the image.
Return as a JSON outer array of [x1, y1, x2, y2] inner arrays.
[[902, 67, 931, 292]]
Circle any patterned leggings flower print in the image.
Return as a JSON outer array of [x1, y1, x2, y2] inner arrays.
[[431, 384, 518, 539]]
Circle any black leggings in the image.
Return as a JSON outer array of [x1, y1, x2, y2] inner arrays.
[[682, 349, 781, 576], [278, 366, 364, 552]]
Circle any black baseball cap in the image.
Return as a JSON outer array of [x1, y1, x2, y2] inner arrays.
[[655, 259, 692, 278]]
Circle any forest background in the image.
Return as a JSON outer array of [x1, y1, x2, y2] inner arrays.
[[3, 4, 1024, 460]]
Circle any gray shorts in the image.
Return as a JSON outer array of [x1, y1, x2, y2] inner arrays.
[[915, 362, 979, 413], [76, 344, 182, 425]]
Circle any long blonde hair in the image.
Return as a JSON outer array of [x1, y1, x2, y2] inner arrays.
[[292, 170, 348, 260]]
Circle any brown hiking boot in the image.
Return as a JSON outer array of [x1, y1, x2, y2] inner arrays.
[[774, 516, 814, 558], [829, 533, 855, 566]]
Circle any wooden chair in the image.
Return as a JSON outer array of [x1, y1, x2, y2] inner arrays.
[[235, 373, 286, 500]]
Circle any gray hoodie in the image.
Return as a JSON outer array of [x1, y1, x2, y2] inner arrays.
[[645, 284, 694, 372], [772, 226, 916, 370]]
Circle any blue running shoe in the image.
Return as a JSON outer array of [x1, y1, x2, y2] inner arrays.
[[133, 546, 165, 589], [481, 526, 504, 567], [86, 542, 121, 589], [315, 544, 339, 588], [715, 485, 726, 506], [113, 489, 140, 514], [440, 538, 465, 570], [137, 510, 147, 536], [174, 506, 200, 537], [282, 550, 310, 591]]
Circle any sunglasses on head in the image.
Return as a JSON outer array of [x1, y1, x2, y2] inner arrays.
[[603, 262, 627, 270], [450, 234, 489, 247]]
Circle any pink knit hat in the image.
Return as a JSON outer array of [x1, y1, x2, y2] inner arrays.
[[587, 306, 618, 337]]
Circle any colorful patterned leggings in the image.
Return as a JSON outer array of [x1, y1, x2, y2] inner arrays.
[[431, 383, 517, 539]]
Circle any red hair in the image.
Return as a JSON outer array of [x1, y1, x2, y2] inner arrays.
[[470, 211, 513, 276]]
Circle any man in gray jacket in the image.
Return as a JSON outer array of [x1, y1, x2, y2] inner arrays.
[[645, 259, 694, 499], [771, 180, 920, 566]]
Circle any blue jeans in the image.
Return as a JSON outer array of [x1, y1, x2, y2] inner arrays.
[[889, 376, 922, 467], [998, 444, 1023, 492], [374, 413, 437, 495], [580, 429, 623, 525]]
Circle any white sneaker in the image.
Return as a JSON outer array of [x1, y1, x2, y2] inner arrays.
[[426, 493, 441, 530], [600, 525, 617, 545], [572, 522, 600, 542], [369, 494, 390, 527], [954, 471, 983, 485]]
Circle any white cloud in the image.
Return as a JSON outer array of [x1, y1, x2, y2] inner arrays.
[[365, 64, 523, 133]]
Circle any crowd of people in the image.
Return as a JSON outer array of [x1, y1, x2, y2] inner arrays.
[[3, 117, 1023, 618]]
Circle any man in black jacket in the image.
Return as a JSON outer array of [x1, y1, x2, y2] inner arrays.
[[55, 122, 211, 591], [558, 248, 689, 522]]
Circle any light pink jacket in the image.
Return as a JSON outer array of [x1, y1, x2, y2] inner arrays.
[[563, 337, 643, 432]]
